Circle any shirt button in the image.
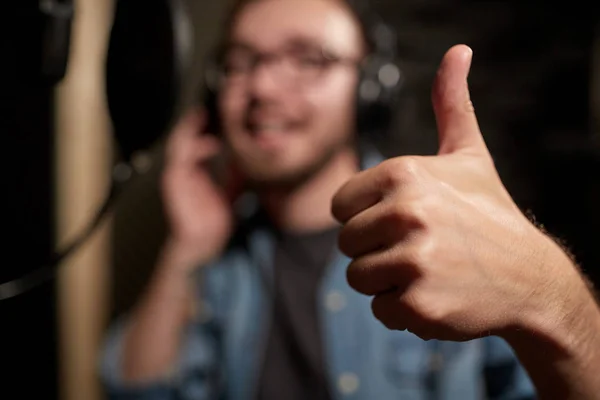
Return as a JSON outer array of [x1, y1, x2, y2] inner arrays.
[[325, 290, 347, 313], [337, 372, 359, 395]]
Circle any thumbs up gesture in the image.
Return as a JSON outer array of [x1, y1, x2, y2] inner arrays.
[[331, 45, 586, 341]]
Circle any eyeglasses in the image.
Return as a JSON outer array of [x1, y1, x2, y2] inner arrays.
[[208, 42, 361, 89]]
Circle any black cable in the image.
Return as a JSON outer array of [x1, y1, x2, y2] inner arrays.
[[0, 166, 130, 301]]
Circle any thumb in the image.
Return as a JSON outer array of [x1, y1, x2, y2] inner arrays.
[[432, 45, 487, 156]]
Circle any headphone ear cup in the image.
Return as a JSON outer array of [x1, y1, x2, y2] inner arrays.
[[355, 56, 403, 140]]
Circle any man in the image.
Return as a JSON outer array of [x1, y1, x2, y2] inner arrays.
[[99, 0, 598, 399]]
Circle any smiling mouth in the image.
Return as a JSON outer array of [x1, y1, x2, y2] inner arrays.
[[248, 122, 289, 135], [243, 122, 300, 151], [246, 119, 304, 137]]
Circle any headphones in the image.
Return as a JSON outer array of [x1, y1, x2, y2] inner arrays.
[[13, 0, 400, 155], [200, 0, 404, 141]]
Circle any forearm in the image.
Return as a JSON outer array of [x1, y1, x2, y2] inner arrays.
[[121, 240, 203, 383], [504, 273, 600, 400]]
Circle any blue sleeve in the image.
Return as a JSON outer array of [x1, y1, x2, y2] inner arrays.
[[482, 336, 537, 400], [98, 260, 233, 400], [98, 310, 223, 400]]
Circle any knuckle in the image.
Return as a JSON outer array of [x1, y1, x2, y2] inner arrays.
[[402, 241, 432, 271], [402, 289, 444, 326], [419, 303, 448, 327], [378, 156, 421, 190], [376, 205, 415, 245], [384, 202, 408, 226], [389, 199, 429, 231], [377, 207, 404, 243]]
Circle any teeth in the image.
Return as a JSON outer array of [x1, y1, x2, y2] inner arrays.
[[254, 124, 286, 132]]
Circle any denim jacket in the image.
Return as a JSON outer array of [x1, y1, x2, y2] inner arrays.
[[100, 149, 536, 400]]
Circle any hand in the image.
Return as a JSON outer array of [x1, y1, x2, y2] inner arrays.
[[161, 109, 244, 268], [331, 45, 585, 341]]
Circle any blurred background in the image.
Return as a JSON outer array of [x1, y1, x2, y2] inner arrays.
[[2, 0, 599, 399]]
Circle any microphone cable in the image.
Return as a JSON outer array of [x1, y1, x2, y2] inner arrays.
[[0, 162, 137, 301]]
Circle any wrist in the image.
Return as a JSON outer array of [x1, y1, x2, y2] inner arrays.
[[159, 237, 213, 273], [500, 238, 600, 367], [501, 287, 600, 399], [494, 237, 600, 398], [503, 247, 587, 349]]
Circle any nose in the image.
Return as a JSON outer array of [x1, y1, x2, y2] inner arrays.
[[247, 62, 284, 101]]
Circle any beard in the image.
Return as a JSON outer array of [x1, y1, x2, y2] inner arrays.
[[240, 136, 356, 193]]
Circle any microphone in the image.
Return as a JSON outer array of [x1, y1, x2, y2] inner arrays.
[[39, 0, 74, 86], [6, 0, 73, 88], [1, 0, 194, 300], [105, 0, 194, 163]]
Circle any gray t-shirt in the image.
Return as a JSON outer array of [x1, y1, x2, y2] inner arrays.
[[255, 226, 339, 400]]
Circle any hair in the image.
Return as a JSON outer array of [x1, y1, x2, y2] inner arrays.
[[214, 0, 373, 59]]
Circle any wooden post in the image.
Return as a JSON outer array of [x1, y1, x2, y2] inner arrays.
[[54, 0, 114, 399]]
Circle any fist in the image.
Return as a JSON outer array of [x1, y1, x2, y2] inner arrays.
[[332, 45, 574, 341]]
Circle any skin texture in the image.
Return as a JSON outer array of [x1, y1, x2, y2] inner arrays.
[[331, 44, 600, 400], [219, 0, 363, 188]]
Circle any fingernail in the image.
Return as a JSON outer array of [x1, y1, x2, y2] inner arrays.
[[464, 46, 473, 61], [463, 46, 473, 78]]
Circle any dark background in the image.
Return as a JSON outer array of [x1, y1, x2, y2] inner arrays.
[[2, 1, 599, 399], [2, 1, 58, 398]]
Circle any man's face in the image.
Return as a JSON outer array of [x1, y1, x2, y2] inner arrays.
[[218, 0, 364, 188]]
